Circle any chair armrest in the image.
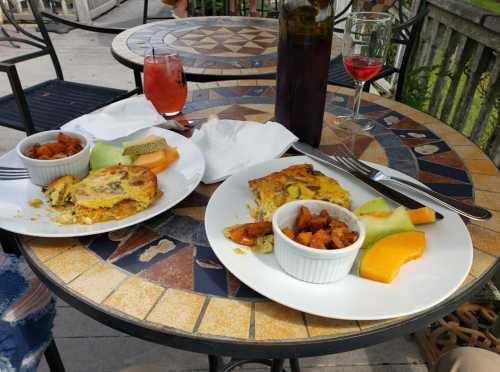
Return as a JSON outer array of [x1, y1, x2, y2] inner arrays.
[[41, 11, 126, 34]]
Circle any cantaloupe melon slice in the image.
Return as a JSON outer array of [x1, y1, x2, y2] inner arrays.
[[134, 147, 179, 174], [360, 231, 426, 283], [406, 207, 436, 225]]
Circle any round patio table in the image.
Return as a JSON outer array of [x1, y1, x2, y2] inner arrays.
[[111, 17, 338, 82], [16, 81, 499, 371]]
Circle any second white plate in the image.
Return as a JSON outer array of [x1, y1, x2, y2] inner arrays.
[[0, 127, 205, 237]]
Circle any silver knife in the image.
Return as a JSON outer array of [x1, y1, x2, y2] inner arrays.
[[293, 142, 444, 220]]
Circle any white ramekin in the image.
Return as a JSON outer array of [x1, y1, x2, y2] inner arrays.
[[16, 130, 90, 186], [272, 200, 365, 284]]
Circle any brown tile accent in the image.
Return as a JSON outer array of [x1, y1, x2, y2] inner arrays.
[[453, 145, 491, 161], [306, 314, 360, 337], [109, 226, 160, 261], [103, 276, 164, 319], [467, 224, 500, 257], [139, 245, 194, 290], [470, 248, 496, 278], [391, 117, 424, 130], [226, 271, 242, 297], [68, 262, 127, 303], [421, 151, 466, 170], [45, 246, 100, 283], [358, 318, 401, 330], [418, 170, 467, 185], [470, 211, 500, 233], [254, 302, 308, 340], [470, 173, 500, 192], [29, 238, 80, 262], [147, 288, 205, 332], [173, 207, 206, 221], [441, 132, 475, 146], [474, 190, 500, 211], [463, 158, 499, 175], [359, 139, 388, 166], [198, 298, 251, 339]]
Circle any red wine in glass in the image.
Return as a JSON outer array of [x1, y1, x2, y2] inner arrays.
[[339, 12, 392, 131], [343, 56, 384, 81]]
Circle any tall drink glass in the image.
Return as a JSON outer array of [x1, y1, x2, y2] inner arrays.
[[341, 12, 392, 131], [144, 50, 187, 117], [274, 0, 335, 148]]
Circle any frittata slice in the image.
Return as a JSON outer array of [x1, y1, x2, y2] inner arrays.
[[248, 164, 351, 221]]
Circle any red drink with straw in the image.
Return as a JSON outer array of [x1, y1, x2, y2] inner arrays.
[[144, 50, 187, 117]]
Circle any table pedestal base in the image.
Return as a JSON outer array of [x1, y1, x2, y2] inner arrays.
[[208, 356, 301, 372]]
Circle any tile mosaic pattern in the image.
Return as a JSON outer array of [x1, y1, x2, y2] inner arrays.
[[20, 81, 499, 345], [112, 17, 336, 77]]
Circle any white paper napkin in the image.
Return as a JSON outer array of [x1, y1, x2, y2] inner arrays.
[[191, 118, 298, 184], [61, 96, 165, 141]]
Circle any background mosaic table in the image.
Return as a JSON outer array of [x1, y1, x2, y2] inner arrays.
[[16, 81, 500, 367], [111, 17, 339, 82]]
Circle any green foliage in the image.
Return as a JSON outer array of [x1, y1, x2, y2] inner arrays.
[[468, 0, 500, 13], [401, 65, 441, 110]]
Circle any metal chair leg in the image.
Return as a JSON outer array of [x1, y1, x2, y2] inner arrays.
[[289, 358, 301, 372], [142, 0, 149, 24], [270, 359, 284, 372], [209, 355, 223, 372], [44, 339, 65, 372], [134, 69, 143, 94]]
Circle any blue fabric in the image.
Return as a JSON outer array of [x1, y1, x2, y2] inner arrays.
[[0, 253, 55, 372]]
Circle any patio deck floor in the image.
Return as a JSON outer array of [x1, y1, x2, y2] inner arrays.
[[1, 1, 428, 370]]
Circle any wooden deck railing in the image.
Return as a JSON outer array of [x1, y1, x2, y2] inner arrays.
[[406, 0, 500, 166]]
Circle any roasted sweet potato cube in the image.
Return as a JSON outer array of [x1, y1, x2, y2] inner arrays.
[[329, 217, 348, 229], [295, 206, 312, 230], [296, 231, 312, 246], [282, 227, 295, 240], [319, 209, 330, 220], [310, 229, 331, 249], [309, 215, 329, 232], [227, 226, 256, 246], [330, 233, 345, 249], [245, 222, 272, 237]]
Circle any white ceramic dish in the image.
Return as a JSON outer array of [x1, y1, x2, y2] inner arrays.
[[16, 130, 90, 186], [0, 127, 205, 237], [205, 156, 473, 320], [273, 200, 365, 284]]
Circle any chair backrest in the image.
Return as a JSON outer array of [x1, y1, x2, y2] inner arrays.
[[0, 0, 63, 79]]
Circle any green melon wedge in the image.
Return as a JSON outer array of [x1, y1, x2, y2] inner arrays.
[[360, 206, 415, 249]]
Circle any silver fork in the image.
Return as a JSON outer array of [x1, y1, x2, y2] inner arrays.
[[331, 145, 492, 221], [0, 166, 30, 180]]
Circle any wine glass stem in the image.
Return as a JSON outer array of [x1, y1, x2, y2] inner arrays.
[[352, 80, 365, 120]]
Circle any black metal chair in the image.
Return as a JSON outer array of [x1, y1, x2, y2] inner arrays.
[[328, 0, 428, 101], [0, 0, 142, 135]]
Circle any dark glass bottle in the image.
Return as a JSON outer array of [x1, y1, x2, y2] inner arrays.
[[275, 0, 335, 147]]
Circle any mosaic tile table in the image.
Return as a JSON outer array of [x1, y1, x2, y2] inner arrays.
[[17, 81, 500, 370], [111, 17, 337, 82]]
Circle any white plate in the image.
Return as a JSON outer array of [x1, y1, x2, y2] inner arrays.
[[0, 127, 205, 238], [205, 156, 473, 320]]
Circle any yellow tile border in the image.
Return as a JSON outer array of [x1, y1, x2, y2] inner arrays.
[[147, 288, 206, 333], [198, 298, 251, 339], [103, 276, 165, 320], [254, 302, 308, 340]]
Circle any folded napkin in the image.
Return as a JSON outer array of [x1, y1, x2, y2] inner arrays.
[[62, 96, 165, 141], [191, 118, 298, 184]]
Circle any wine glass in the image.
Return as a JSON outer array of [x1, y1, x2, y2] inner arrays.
[[340, 12, 392, 131], [144, 49, 187, 117]]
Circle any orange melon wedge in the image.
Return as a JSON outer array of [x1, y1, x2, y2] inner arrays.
[[360, 231, 426, 283], [133, 147, 179, 174]]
